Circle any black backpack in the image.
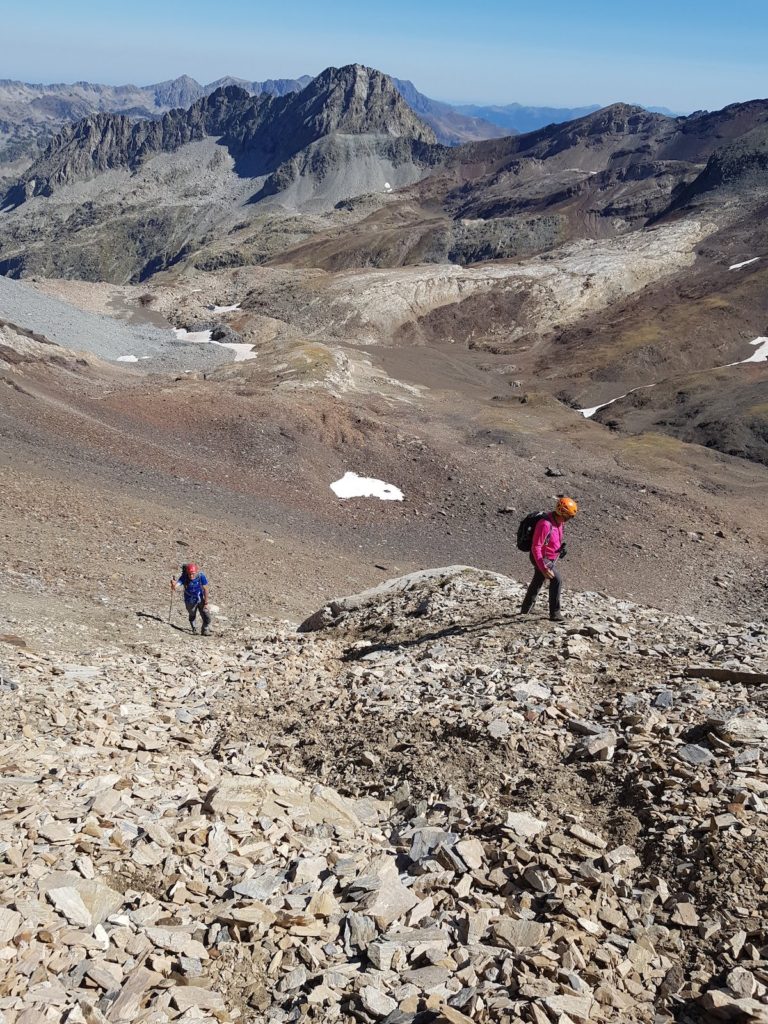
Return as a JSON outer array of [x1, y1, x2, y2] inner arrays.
[[516, 511, 548, 552]]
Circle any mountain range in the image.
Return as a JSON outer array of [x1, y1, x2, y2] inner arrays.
[[0, 71, 684, 169], [3, 64, 767, 281], [0, 72, 502, 164], [0, 62, 766, 469]]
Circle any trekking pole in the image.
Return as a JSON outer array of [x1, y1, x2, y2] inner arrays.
[[168, 584, 175, 624]]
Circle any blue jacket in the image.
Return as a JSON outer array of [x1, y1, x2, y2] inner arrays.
[[177, 571, 208, 606]]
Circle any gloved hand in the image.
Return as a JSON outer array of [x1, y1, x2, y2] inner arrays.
[[558, 542, 568, 560]]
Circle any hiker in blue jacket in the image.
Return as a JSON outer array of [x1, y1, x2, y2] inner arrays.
[[171, 563, 212, 635]]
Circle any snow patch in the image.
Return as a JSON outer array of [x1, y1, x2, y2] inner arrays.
[[172, 327, 256, 362], [729, 257, 760, 271], [730, 336, 768, 365], [116, 355, 139, 362], [580, 336, 768, 419], [331, 472, 404, 501], [208, 303, 241, 313], [579, 383, 656, 419]]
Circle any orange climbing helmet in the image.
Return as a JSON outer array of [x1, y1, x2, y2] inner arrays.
[[555, 496, 578, 519]]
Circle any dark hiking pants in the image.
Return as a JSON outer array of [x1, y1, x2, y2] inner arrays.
[[186, 600, 211, 630], [520, 556, 561, 617]]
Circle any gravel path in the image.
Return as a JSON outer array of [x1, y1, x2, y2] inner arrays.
[[0, 274, 230, 371]]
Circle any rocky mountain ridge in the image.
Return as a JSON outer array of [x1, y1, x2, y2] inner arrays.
[[2, 66, 437, 207], [2, 79, 767, 284], [0, 71, 499, 166], [0, 74, 313, 175]]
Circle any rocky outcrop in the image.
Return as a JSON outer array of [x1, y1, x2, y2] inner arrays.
[[666, 124, 768, 211], [2, 566, 767, 1021], [1, 86, 254, 202]]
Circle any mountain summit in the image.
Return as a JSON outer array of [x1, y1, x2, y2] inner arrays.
[[3, 65, 437, 206], [284, 64, 436, 144]]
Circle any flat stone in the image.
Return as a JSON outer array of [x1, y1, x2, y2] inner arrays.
[[568, 824, 607, 849], [505, 811, 547, 838], [700, 989, 766, 1020], [359, 986, 397, 1018], [671, 902, 699, 927], [402, 966, 451, 992], [205, 773, 363, 829], [727, 967, 757, 999], [281, 966, 308, 991], [0, 908, 22, 943], [144, 926, 196, 954], [344, 911, 377, 951], [676, 744, 714, 765], [39, 874, 123, 927], [543, 994, 593, 1022], [436, 1009, 475, 1024], [455, 838, 484, 869], [492, 918, 547, 950], [359, 858, 419, 928], [171, 987, 226, 1012], [368, 928, 449, 970], [106, 966, 161, 1021], [220, 900, 276, 927], [232, 873, 282, 901], [717, 715, 768, 746], [578, 730, 617, 760], [47, 887, 92, 927]]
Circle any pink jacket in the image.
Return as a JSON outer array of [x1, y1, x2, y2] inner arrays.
[[531, 514, 564, 574]]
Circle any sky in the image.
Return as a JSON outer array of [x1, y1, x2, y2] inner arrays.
[[2, 0, 766, 112]]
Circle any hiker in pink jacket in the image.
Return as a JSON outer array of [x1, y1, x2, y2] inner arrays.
[[520, 496, 578, 621]]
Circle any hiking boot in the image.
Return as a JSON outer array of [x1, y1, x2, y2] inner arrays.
[[201, 627, 210, 637], [190, 624, 198, 634], [550, 612, 565, 622]]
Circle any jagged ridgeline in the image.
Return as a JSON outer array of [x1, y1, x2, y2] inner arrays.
[[1, 65, 768, 282], [1, 67, 437, 207]]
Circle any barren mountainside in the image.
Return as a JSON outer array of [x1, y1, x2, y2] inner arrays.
[[2, 74, 768, 287], [1, 44, 768, 1024]]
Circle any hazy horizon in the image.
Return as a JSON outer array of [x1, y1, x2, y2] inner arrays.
[[4, 0, 766, 112], [1, 68, 694, 116]]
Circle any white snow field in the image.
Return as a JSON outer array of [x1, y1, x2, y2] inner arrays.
[[731, 336, 768, 365], [172, 327, 256, 362], [330, 472, 404, 501], [729, 258, 760, 271]]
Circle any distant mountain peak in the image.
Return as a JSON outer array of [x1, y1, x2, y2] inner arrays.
[[291, 64, 437, 144], [2, 65, 438, 205]]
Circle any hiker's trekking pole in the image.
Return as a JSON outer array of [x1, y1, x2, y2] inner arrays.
[[168, 582, 175, 623]]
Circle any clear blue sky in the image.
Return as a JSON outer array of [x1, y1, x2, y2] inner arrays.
[[3, 0, 766, 111]]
